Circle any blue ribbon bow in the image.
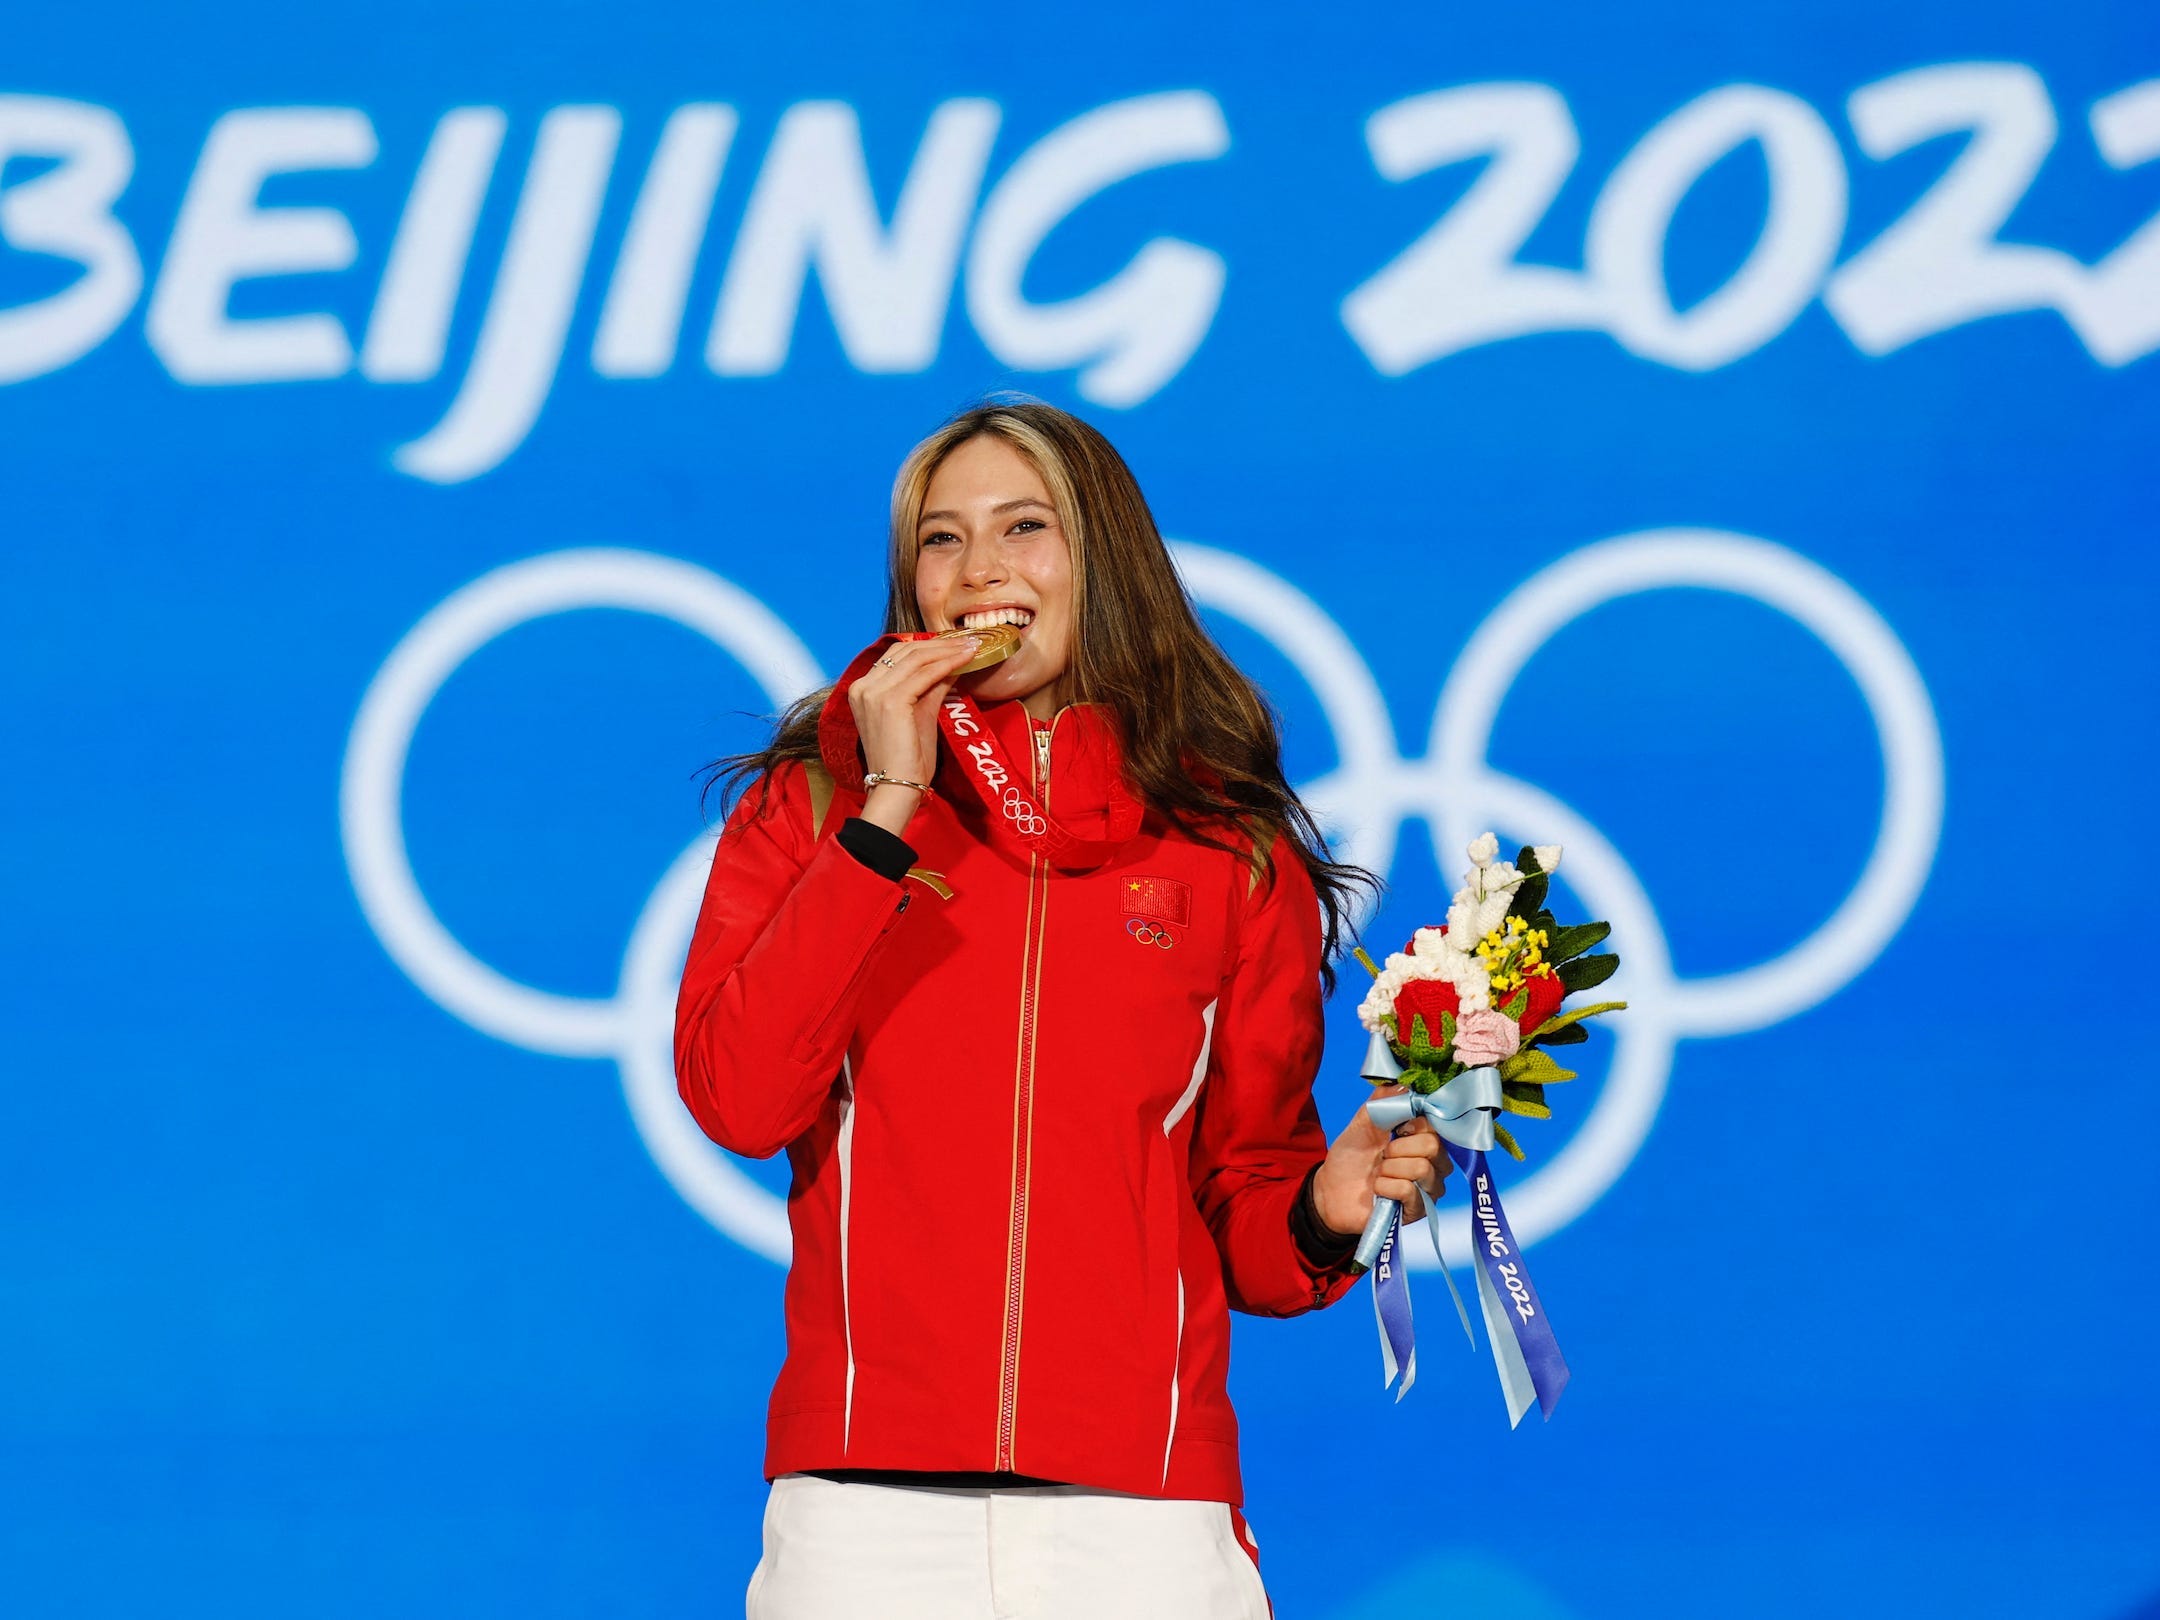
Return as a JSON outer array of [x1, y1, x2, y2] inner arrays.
[[1366, 1065, 1502, 1147]]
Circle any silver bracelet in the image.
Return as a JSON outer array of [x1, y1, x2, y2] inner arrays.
[[861, 771, 934, 798]]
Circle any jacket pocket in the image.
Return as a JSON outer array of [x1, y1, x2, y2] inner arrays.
[[788, 893, 909, 1065]]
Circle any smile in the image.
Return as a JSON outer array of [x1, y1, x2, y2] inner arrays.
[[959, 607, 1035, 631]]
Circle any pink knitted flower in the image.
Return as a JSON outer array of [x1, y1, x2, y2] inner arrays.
[[1452, 1007, 1522, 1068]]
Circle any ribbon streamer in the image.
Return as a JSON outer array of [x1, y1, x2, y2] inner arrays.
[[1447, 1139, 1571, 1424], [1356, 1039, 1571, 1423]]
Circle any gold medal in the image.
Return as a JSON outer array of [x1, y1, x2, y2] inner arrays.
[[937, 622, 1021, 673]]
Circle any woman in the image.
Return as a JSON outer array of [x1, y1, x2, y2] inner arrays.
[[674, 399, 1449, 1620]]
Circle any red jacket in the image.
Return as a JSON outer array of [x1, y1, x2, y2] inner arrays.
[[673, 697, 1359, 1505]]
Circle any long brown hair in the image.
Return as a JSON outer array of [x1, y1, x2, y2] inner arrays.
[[703, 396, 1378, 992]]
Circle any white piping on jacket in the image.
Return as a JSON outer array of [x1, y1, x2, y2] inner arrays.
[[1162, 1271, 1185, 1488], [1162, 999, 1217, 1136], [838, 1053, 857, 1451], [1160, 998, 1215, 1486]]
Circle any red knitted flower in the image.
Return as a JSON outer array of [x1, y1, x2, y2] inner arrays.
[[1509, 969, 1565, 1035], [1393, 977, 1462, 1041], [1393, 966, 1563, 1040]]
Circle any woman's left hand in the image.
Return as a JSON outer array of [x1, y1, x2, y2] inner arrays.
[[1310, 1085, 1451, 1239]]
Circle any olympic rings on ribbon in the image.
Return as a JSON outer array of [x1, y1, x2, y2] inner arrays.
[[1000, 791, 1049, 838], [340, 531, 1943, 1268]]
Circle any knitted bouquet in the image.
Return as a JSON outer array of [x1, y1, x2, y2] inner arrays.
[[1354, 833, 1624, 1163], [1347, 833, 1624, 1423]]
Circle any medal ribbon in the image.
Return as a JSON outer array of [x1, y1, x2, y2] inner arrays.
[[818, 633, 1141, 867]]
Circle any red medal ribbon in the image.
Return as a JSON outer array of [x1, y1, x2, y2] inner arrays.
[[818, 633, 1141, 867]]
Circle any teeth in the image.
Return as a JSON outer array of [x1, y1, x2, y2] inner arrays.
[[960, 608, 1033, 629]]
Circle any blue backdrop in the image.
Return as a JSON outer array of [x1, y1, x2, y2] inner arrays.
[[5, 2, 2156, 1615]]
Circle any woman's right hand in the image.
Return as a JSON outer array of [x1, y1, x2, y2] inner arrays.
[[847, 635, 981, 835]]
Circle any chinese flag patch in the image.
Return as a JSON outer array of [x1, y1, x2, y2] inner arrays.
[[1120, 875, 1192, 926]]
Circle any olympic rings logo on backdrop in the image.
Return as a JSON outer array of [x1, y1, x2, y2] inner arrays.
[[338, 531, 1943, 1268]]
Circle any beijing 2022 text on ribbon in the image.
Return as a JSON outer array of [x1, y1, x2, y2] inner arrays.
[[1347, 835, 1626, 1427]]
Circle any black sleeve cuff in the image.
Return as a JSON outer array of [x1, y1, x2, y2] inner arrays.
[[836, 815, 918, 883], [1290, 1162, 1360, 1269]]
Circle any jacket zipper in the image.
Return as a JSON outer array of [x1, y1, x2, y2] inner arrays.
[[995, 715, 1057, 1470]]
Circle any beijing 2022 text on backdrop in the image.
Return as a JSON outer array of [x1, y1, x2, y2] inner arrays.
[[4, 1, 2156, 1615]]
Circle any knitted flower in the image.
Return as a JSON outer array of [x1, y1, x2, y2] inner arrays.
[[1506, 967, 1566, 1035], [1451, 1007, 1522, 1067], [1348, 833, 1622, 1177], [1355, 936, 1492, 1032], [1355, 836, 1575, 1039], [1392, 976, 1462, 1040]]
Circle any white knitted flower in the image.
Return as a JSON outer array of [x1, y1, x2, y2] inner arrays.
[[1410, 926, 1451, 961], [1438, 946, 1492, 1013], [1454, 849, 1524, 943], [1355, 940, 1493, 1030], [1356, 952, 1418, 1031], [1469, 884, 1516, 943], [1359, 831, 1554, 1034]]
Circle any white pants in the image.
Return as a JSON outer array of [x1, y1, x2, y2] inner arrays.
[[745, 1473, 1273, 1620]]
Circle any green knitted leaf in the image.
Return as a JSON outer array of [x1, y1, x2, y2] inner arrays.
[[1501, 1081, 1551, 1119], [1535, 1022, 1589, 1046], [1500, 1048, 1578, 1086], [1440, 1009, 1457, 1047], [1501, 987, 1529, 1021], [1558, 953, 1619, 993], [1398, 1064, 1442, 1095], [1492, 1123, 1527, 1162], [1544, 921, 1611, 965], [1403, 1013, 1444, 1062], [1532, 999, 1627, 1038]]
